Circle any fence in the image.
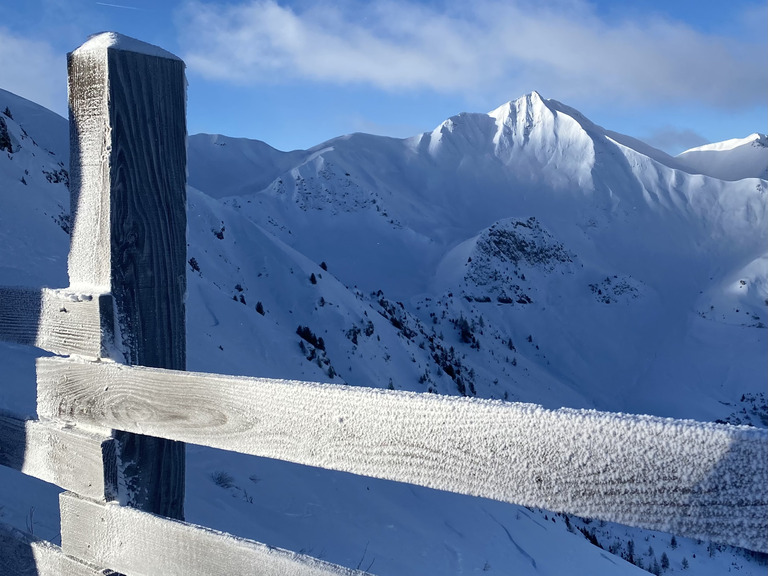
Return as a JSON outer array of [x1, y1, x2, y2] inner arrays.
[[0, 32, 766, 575]]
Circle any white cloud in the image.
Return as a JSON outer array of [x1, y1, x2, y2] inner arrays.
[[176, 0, 767, 109], [0, 28, 66, 115]]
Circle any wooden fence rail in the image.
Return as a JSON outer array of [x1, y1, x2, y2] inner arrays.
[[0, 31, 766, 576], [0, 521, 117, 576], [0, 287, 109, 358], [59, 492, 363, 576], [0, 413, 116, 500], [36, 356, 768, 552]]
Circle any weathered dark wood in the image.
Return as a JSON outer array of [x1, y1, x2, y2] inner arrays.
[[0, 414, 117, 501], [0, 287, 111, 358], [0, 522, 117, 576], [60, 492, 366, 576], [67, 32, 186, 519], [38, 357, 768, 553]]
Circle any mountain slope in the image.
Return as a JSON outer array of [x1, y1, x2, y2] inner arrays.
[[187, 133, 311, 199], [0, 92, 70, 289], [196, 91, 767, 421]]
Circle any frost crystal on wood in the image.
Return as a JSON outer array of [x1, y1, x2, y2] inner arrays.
[[38, 356, 768, 553], [67, 32, 187, 519]]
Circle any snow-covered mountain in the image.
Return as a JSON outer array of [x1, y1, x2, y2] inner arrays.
[[1, 87, 766, 575], [675, 132, 768, 181], [190, 90, 767, 420]]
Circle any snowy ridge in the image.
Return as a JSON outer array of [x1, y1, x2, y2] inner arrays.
[[675, 132, 768, 181], [683, 133, 766, 153], [187, 133, 310, 199]]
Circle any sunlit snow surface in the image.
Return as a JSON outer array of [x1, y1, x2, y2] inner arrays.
[[676, 133, 768, 181], [71, 31, 182, 61], [1, 88, 766, 574]]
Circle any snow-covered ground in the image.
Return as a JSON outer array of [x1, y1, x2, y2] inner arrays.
[[1, 87, 766, 574]]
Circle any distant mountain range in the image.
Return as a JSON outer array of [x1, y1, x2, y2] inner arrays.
[[1, 86, 765, 575], [183, 90, 767, 422]]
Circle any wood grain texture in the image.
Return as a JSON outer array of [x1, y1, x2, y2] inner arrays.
[[68, 41, 187, 368], [67, 39, 187, 519], [0, 415, 117, 501], [60, 492, 366, 576], [0, 287, 111, 358], [38, 357, 768, 552], [0, 522, 117, 576], [104, 48, 187, 371]]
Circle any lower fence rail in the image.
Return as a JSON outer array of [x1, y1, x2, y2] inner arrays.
[[0, 414, 117, 500], [60, 492, 365, 576], [36, 356, 768, 553], [0, 520, 117, 576]]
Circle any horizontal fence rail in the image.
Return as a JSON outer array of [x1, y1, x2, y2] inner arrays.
[[0, 414, 117, 500], [0, 521, 117, 576], [60, 492, 365, 576], [0, 287, 111, 358], [37, 356, 768, 553]]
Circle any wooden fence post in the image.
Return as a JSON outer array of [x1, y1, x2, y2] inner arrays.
[[67, 32, 186, 519]]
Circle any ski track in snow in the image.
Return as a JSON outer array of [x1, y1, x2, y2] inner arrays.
[[483, 509, 538, 569]]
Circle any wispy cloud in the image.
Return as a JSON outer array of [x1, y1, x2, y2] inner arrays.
[[176, 0, 767, 110], [0, 27, 66, 115]]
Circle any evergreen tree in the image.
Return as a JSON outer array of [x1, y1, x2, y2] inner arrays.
[[0, 117, 12, 153]]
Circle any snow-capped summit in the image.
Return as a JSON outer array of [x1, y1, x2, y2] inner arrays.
[[487, 91, 595, 187]]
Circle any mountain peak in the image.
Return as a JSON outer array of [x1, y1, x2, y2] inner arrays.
[[483, 92, 596, 187], [488, 91, 550, 122]]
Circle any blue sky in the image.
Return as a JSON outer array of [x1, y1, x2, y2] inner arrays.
[[1, 0, 765, 154]]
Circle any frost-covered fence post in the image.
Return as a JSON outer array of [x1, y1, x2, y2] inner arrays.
[[67, 32, 187, 519]]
